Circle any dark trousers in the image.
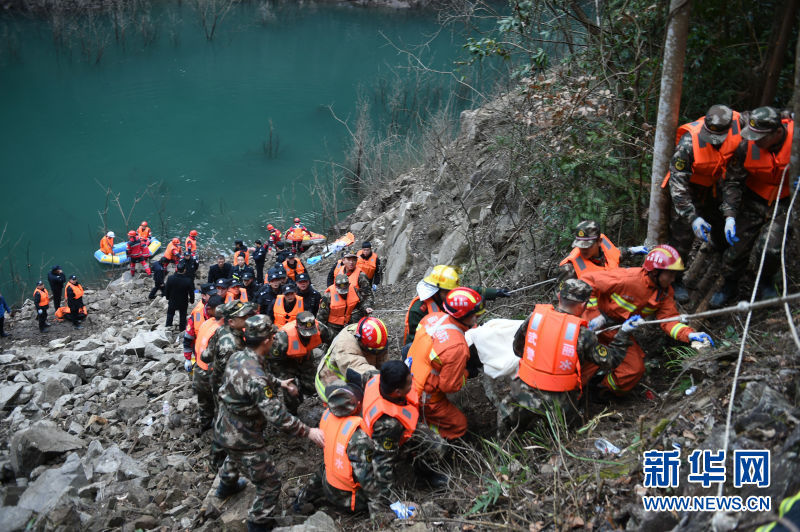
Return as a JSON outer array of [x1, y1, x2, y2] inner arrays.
[[166, 302, 188, 330], [255, 261, 265, 285], [0, 316, 6, 336], [37, 306, 47, 331], [68, 304, 82, 326], [149, 282, 165, 299], [52, 291, 62, 311]]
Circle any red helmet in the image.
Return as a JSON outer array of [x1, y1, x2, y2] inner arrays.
[[189, 230, 198, 237], [172, 237, 180, 244], [443, 287, 484, 319], [643, 245, 685, 272], [141, 221, 147, 227], [294, 217, 301, 223], [128, 230, 136, 237], [267, 223, 275, 231], [355, 317, 388, 352]]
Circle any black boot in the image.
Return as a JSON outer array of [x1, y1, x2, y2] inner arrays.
[[215, 478, 247, 499], [246, 520, 270, 532], [710, 279, 738, 308]]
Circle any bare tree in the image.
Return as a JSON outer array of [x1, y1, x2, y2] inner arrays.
[[190, 0, 235, 41]]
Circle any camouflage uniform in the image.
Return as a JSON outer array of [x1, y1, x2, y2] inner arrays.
[[556, 221, 636, 289], [315, 324, 385, 401], [204, 301, 257, 396], [317, 289, 369, 337], [214, 315, 310, 526], [193, 365, 216, 428], [497, 280, 630, 437]]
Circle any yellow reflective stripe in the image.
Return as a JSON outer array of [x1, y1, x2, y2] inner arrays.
[[642, 306, 657, 316], [670, 323, 689, 339], [605, 373, 618, 391], [587, 297, 598, 308], [754, 522, 775, 532], [779, 490, 800, 516], [610, 293, 637, 313]]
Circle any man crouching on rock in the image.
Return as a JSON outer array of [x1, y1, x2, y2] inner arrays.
[[213, 314, 324, 532]]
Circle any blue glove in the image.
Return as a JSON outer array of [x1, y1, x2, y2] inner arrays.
[[691, 217, 712, 242], [793, 175, 799, 191], [724, 217, 739, 246], [184, 360, 193, 372], [688, 332, 715, 346], [372, 284, 378, 292], [621, 315, 643, 333], [390, 501, 416, 519], [588, 315, 607, 331], [628, 245, 649, 255], [37, 309, 43, 315]]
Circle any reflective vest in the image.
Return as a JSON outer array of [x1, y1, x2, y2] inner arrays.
[[281, 321, 322, 359], [127, 237, 143, 259], [137, 226, 151, 240], [194, 318, 221, 371], [100, 236, 114, 255], [402, 297, 441, 345], [185, 237, 197, 254], [517, 304, 585, 392], [743, 118, 793, 203], [273, 295, 304, 328], [189, 301, 206, 336], [661, 112, 742, 189], [165, 242, 181, 261], [34, 287, 50, 307], [356, 250, 377, 281], [283, 259, 305, 281], [315, 324, 358, 401], [333, 262, 363, 288], [558, 234, 621, 278], [362, 376, 419, 445], [55, 305, 87, 320], [233, 249, 250, 265], [225, 288, 249, 303], [288, 225, 307, 241], [65, 283, 84, 301], [325, 285, 359, 326], [320, 410, 365, 510], [407, 312, 466, 404]]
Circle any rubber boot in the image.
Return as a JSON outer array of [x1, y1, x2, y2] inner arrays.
[[757, 277, 778, 300], [672, 281, 689, 304], [216, 478, 247, 499], [710, 279, 738, 308]]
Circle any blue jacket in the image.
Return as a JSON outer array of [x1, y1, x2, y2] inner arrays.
[[0, 296, 11, 315]]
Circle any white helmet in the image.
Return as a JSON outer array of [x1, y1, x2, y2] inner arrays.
[[107, 231, 115, 238]]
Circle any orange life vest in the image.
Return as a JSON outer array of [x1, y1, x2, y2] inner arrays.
[[402, 296, 441, 345], [100, 236, 114, 255], [517, 304, 584, 392], [189, 301, 206, 335], [194, 318, 220, 371], [407, 312, 467, 404], [320, 410, 365, 510], [287, 225, 307, 241], [185, 236, 197, 254], [233, 249, 250, 265], [558, 234, 621, 279], [65, 283, 84, 301], [333, 262, 363, 288], [283, 259, 305, 281], [137, 226, 151, 239], [325, 285, 359, 326], [225, 288, 248, 303], [280, 320, 322, 359], [55, 305, 87, 320], [34, 287, 50, 307], [165, 242, 181, 260], [743, 118, 793, 203], [356, 250, 377, 281], [362, 376, 419, 445], [272, 295, 304, 328]]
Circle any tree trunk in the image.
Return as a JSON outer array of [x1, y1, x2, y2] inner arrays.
[[759, 0, 800, 107], [645, 0, 691, 246], [791, 30, 800, 247]]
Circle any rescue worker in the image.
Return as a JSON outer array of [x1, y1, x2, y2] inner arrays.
[[581, 245, 714, 395], [33, 281, 50, 332], [267, 284, 304, 328], [137, 221, 151, 242], [253, 240, 268, 284], [356, 241, 381, 287], [233, 240, 250, 265], [406, 287, 482, 440], [126, 230, 151, 276], [662, 105, 744, 302], [403, 265, 509, 347], [557, 221, 648, 288], [282, 252, 306, 282], [65, 275, 85, 329], [203, 300, 258, 397], [215, 278, 231, 299], [191, 295, 224, 431], [274, 241, 292, 264], [327, 250, 373, 306], [295, 272, 321, 316], [183, 283, 214, 362], [214, 314, 324, 532], [208, 255, 233, 284], [48, 265, 65, 311], [165, 261, 194, 331], [149, 257, 169, 299], [185, 230, 199, 258], [269, 311, 334, 413], [285, 217, 313, 253], [164, 237, 182, 267], [225, 279, 249, 303], [231, 254, 255, 283], [315, 316, 389, 403], [497, 279, 631, 436], [318, 274, 369, 337], [712, 106, 795, 307], [99, 231, 115, 255], [242, 272, 259, 302], [256, 269, 283, 313], [266, 224, 282, 252], [0, 291, 10, 338], [183, 251, 199, 280]]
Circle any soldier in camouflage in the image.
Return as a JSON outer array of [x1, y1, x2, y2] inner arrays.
[[214, 314, 324, 532], [192, 295, 225, 431], [497, 279, 630, 437], [201, 300, 257, 397], [326, 250, 375, 308], [317, 274, 370, 337]]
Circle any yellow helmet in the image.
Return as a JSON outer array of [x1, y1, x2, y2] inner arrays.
[[423, 265, 461, 290]]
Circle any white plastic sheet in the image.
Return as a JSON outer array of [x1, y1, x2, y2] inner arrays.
[[464, 318, 524, 379]]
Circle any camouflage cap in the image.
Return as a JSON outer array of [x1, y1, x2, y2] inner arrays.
[[325, 384, 362, 417], [342, 249, 358, 258], [698, 105, 734, 144], [560, 278, 592, 303], [334, 273, 350, 287], [228, 300, 257, 319], [215, 301, 233, 318], [295, 311, 318, 337], [571, 220, 601, 249], [244, 314, 274, 343], [741, 107, 782, 141]]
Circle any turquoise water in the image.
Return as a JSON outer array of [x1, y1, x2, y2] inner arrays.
[[0, 3, 496, 303]]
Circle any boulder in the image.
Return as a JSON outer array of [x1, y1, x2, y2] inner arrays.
[[121, 337, 146, 356], [0, 353, 16, 364], [0, 506, 33, 532], [78, 347, 104, 368], [274, 511, 338, 532], [0, 383, 24, 410], [134, 329, 170, 349], [41, 378, 69, 404], [53, 358, 86, 382], [34, 370, 81, 390], [89, 443, 147, 480], [48, 337, 71, 350], [117, 395, 148, 420], [71, 338, 104, 352], [10, 420, 86, 476], [17, 462, 87, 514], [384, 227, 411, 286]]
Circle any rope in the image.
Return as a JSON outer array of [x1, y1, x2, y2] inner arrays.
[[507, 278, 557, 294], [780, 179, 800, 353]]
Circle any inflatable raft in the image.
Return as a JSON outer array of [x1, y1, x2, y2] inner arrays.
[[282, 231, 327, 246], [94, 238, 161, 265]]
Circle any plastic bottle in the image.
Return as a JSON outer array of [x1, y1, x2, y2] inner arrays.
[[162, 400, 170, 417], [594, 438, 621, 455]]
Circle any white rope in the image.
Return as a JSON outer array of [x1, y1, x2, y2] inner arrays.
[[780, 178, 800, 353], [718, 165, 789, 497], [507, 278, 557, 294]]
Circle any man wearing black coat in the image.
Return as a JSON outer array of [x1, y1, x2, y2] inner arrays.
[[48, 265, 65, 311], [149, 257, 170, 299], [183, 251, 199, 279], [252, 240, 268, 283], [207, 255, 232, 284], [295, 272, 322, 316], [165, 261, 195, 330]]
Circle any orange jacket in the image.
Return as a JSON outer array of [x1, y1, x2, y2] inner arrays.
[[165, 242, 181, 261], [272, 295, 304, 328], [517, 304, 584, 392], [187, 301, 207, 337], [362, 375, 419, 445], [137, 226, 151, 240], [356, 250, 378, 281], [581, 267, 694, 342], [333, 262, 364, 288], [407, 312, 470, 403], [324, 285, 359, 326], [283, 259, 305, 281], [402, 296, 441, 345], [287, 224, 311, 241], [320, 410, 365, 510], [743, 118, 793, 203], [100, 236, 114, 255], [185, 236, 197, 254], [194, 318, 221, 370], [280, 321, 322, 359], [558, 234, 621, 279], [233, 249, 250, 265], [34, 286, 50, 307], [225, 287, 249, 303]]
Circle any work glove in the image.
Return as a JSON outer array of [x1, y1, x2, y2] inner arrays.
[[390, 501, 417, 519], [793, 175, 800, 191], [372, 284, 378, 292], [37, 309, 43, 315], [724, 217, 739, 246], [495, 288, 512, 298], [688, 332, 714, 346], [184, 360, 193, 372], [628, 245, 649, 255], [621, 315, 643, 333], [588, 314, 607, 331], [691, 217, 712, 242], [183, 350, 193, 361]]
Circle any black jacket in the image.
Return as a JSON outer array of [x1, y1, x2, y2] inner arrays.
[[184, 257, 199, 278], [275, 249, 292, 263], [253, 245, 268, 264], [152, 262, 167, 285], [48, 271, 65, 295], [255, 285, 280, 313], [231, 265, 255, 282], [297, 286, 322, 316], [207, 263, 233, 284], [165, 273, 195, 307]]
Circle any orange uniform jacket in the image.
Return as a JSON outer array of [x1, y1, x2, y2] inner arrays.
[[743, 118, 793, 203], [165, 242, 181, 261], [558, 234, 621, 279], [320, 410, 365, 510], [100, 236, 114, 255], [195, 318, 221, 370], [185, 237, 197, 254], [283, 259, 305, 281], [137, 226, 151, 240], [356, 250, 378, 281], [333, 262, 365, 288], [407, 312, 471, 403]]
